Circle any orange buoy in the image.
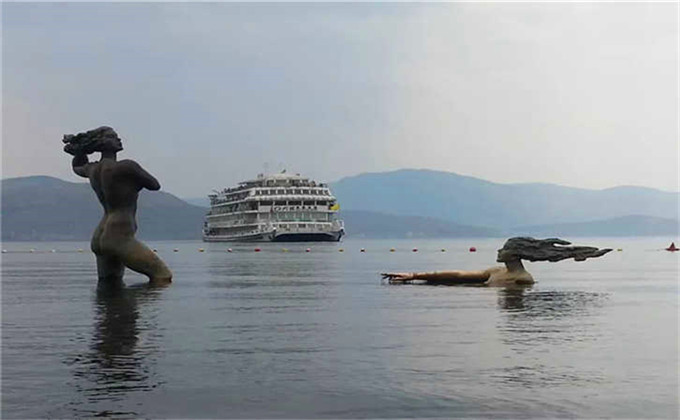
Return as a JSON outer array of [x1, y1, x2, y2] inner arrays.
[[305, 248, 311, 252], [412, 248, 418, 252], [227, 248, 233, 253], [254, 248, 261, 252], [469, 247, 477, 252], [389, 248, 395, 252], [338, 248, 344, 252], [360, 248, 366, 253], [665, 242, 679, 252], [173, 248, 179, 252]]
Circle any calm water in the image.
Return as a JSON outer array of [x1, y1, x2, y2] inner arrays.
[[2, 237, 678, 418]]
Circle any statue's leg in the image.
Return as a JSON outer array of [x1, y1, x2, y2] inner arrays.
[[117, 238, 173, 285], [95, 254, 125, 285]]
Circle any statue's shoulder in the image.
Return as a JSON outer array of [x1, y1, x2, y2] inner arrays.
[[116, 159, 144, 171]]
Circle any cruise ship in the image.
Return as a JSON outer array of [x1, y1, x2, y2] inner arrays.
[[203, 172, 345, 242]]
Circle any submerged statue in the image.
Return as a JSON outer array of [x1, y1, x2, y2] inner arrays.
[[64, 126, 172, 285], [381, 237, 611, 287]]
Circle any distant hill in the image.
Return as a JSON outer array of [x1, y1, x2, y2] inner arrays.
[[511, 215, 679, 237], [339, 210, 502, 238], [1, 176, 206, 241], [331, 169, 679, 229], [3, 173, 678, 241]]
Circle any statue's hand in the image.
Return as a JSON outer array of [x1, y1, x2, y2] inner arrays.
[[381, 272, 415, 282]]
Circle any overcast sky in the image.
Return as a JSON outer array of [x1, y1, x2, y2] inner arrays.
[[2, 2, 678, 198]]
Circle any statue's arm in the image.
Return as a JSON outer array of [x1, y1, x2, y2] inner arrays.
[[381, 270, 491, 283], [122, 160, 161, 191], [72, 154, 91, 178]]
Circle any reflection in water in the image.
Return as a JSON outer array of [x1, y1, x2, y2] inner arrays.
[[497, 286, 608, 318], [66, 283, 165, 417], [494, 286, 609, 389]]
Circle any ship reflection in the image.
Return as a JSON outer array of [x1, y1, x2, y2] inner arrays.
[[68, 282, 165, 417]]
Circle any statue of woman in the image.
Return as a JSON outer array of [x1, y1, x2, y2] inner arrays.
[[64, 126, 172, 285], [381, 237, 611, 287]]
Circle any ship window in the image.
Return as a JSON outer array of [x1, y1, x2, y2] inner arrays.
[[317, 201, 326, 206], [275, 201, 286, 205], [294, 189, 302, 194], [277, 189, 284, 195], [289, 201, 301, 206], [303, 189, 309, 194], [299, 224, 306, 228], [304, 201, 314, 206], [261, 200, 273, 205]]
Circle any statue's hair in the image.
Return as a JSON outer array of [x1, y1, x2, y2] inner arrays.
[[63, 126, 119, 155], [498, 237, 612, 263]]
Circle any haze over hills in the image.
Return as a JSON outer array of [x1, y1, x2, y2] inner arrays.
[[330, 169, 679, 228], [1, 171, 678, 241], [1, 176, 206, 241]]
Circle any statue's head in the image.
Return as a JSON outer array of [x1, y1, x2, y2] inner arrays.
[[496, 237, 611, 263], [63, 126, 123, 155]]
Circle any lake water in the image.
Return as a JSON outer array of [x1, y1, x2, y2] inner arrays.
[[2, 237, 678, 418]]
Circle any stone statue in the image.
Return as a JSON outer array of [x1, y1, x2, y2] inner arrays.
[[381, 237, 611, 287], [64, 126, 172, 285]]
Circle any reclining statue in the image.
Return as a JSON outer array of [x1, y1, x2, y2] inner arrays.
[[64, 126, 172, 285], [381, 237, 611, 287]]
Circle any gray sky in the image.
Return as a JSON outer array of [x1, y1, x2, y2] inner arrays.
[[2, 2, 678, 198]]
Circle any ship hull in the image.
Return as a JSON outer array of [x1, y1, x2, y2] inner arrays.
[[203, 230, 343, 243]]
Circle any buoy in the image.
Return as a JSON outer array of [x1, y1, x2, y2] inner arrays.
[[282, 248, 288, 252], [617, 248, 623, 252], [199, 248, 205, 252], [254, 248, 261, 252], [51, 249, 56, 253], [338, 248, 344, 252], [1, 250, 6, 253], [360, 248, 366, 253], [227, 248, 233, 253], [29, 249, 35, 253], [153, 249, 158, 253], [389, 248, 395, 252], [441, 249, 446, 252], [173, 248, 179, 252], [469, 247, 477, 252], [666, 242, 679, 252], [305, 248, 311, 252], [77, 248, 84, 253], [412, 248, 418, 252]]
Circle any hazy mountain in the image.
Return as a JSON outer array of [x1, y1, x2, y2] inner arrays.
[[331, 169, 679, 228], [2, 176, 206, 241], [339, 210, 502, 238], [3, 173, 678, 241], [183, 197, 210, 207]]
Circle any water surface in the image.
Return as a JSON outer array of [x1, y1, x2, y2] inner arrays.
[[2, 238, 678, 418]]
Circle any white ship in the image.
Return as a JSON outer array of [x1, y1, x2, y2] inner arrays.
[[203, 172, 345, 242]]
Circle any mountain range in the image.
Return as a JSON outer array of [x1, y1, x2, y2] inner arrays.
[[331, 169, 678, 228], [1, 176, 206, 241], [1, 170, 678, 241]]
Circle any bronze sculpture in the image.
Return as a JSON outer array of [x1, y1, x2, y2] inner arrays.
[[381, 237, 611, 287], [64, 126, 172, 285]]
